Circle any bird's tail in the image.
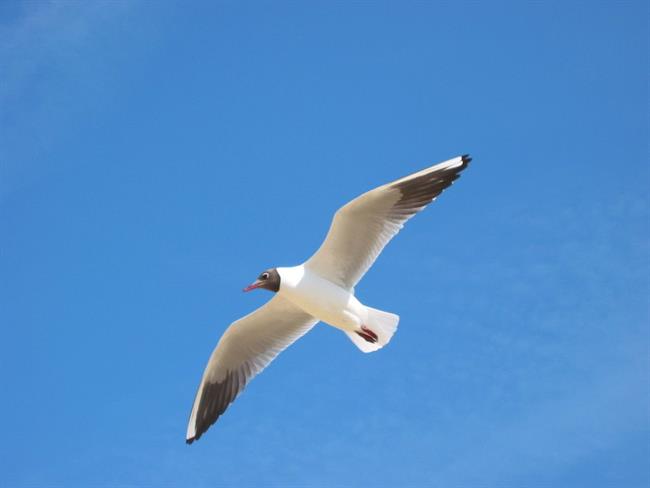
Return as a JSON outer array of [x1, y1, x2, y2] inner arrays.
[[345, 307, 399, 353]]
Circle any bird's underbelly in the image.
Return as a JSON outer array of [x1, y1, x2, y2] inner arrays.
[[278, 271, 366, 331]]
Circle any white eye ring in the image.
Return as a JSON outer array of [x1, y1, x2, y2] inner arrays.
[[261, 273, 269, 280]]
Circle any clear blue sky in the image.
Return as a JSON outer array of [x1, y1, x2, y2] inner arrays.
[[1, 1, 648, 487]]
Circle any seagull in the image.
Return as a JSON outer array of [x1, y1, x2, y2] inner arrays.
[[186, 155, 471, 443]]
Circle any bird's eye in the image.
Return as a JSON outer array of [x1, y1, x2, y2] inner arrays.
[[261, 272, 269, 280]]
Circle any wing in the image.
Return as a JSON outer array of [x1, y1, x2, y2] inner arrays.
[[186, 295, 318, 443], [305, 155, 471, 288]]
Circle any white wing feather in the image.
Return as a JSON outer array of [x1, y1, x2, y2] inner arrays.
[[305, 155, 471, 288], [186, 295, 317, 443]]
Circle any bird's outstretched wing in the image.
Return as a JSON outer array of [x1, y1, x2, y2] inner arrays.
[[186, 295, 318, 443], [305, 155, 471, 288]]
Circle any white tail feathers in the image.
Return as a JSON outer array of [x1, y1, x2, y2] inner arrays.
[[345, 307, 400, 353]]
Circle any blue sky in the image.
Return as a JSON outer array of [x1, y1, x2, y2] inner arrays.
[[1, 1, 648, 486]]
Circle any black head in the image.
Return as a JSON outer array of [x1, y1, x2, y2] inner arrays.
[[243, 268, 280, 293]]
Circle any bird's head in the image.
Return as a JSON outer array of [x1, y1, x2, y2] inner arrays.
[[243, 268, 281, 293]]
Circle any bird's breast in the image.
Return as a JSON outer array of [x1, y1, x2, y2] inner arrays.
[[277, 266, 365, 330]]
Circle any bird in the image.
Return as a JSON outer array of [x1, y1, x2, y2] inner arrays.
[[185, 154, 471, 443]]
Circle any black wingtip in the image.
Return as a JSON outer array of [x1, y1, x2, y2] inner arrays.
[[186, 437, 194, 445], [461, 154, 472, 165]]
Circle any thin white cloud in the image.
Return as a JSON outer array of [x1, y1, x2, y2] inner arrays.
[[434, 342, 647, 486], [0, 1, 133, 200], [0, 1, 130, 105]]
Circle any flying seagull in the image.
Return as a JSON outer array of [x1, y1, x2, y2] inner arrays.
[[186, 155, 471, 443]]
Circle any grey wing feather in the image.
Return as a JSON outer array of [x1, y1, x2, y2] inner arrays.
[[305, 155, 471, 288], [186, 295, 317, 443]]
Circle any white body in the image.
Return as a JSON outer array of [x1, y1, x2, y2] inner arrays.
[[277, 265, 367, 332]]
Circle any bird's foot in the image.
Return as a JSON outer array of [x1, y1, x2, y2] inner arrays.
[[356, 325, 378, 344]]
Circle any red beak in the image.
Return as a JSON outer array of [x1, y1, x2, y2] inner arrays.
[[243, 280, 263, 292]]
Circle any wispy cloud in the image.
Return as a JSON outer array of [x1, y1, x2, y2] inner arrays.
[[433, 340, 648, 486], [0, 2, 130, 103], [0, 1, 133, 199]]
